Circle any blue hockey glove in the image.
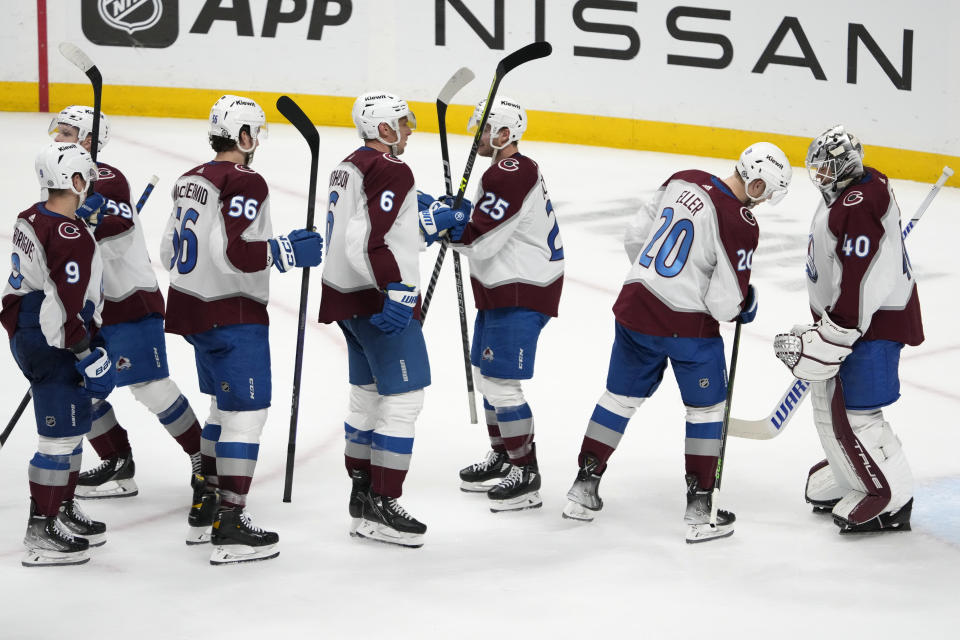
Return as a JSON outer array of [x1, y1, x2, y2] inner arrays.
[[75, 347, 115, 400], [417, 190, 438, 213], [269, 228, 323, 272], [370, 283, 418, 335], [76, 193, 106, 226], [419, 196, 471, 246], [736, 285, 758, 324]]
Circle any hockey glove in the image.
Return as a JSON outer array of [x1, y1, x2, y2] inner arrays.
[[75, 347, 116, 400], [370, 283, 418, 335], [736, 285, 758, 324], [76, 193, 106, 227], [269, 228, 323, 272], [774, 314, 861, 381], [418, 196, 471, 246]]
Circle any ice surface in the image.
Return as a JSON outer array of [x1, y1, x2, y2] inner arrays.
[[0, 112, 957, 638]]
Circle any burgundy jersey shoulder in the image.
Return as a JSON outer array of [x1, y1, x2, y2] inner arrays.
[[94, 162, 131, 204], [826, 167, 891, 237], [181, 161, 269, 202], [480, 154, 539, 201], [345, 148, 415, 194]]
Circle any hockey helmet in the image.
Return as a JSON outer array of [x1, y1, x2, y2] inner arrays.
[[468, 96, 527, 149], [48, 105, 110, 151], [352, 91, 416, 148], [736, 142, 792, 206], [208, 95, 267, 153], [805, 125, 864, 204], [35, 141, 98, 196]]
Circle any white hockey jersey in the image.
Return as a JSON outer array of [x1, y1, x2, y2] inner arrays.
[[1, 204, 103, 350], [160, 161, 273, 335], [451, 154, 563, 317], [805, 166, 922, 345], [318, 147, 420, 323], [614, 170, 756, 338]]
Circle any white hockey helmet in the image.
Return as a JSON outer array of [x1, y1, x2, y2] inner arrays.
[[48, 105, 110, 150], [35, 141, 98, 196], [468, 96, 527, 149], [352, 91, 416, 149], [208, 95, 267, 153], [805, 125, 864, 204], [736, 142, 792, 206]]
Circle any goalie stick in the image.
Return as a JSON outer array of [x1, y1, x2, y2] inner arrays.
[[2, 176, 159, 451], [275, 95, 320, 503], [420, 41, 553, 317], [432, 67, 479, 423], [728, 165, 954, 440]]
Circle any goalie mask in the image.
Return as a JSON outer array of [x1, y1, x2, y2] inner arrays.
[[468, 96, 527, 149], [48, 105, 110, 151], [352, 91, 416, 155], [736, 142, 792, 206], [35, 141, 98, 196], [208, 95, 268, 154], [805, 125, 864, 205]]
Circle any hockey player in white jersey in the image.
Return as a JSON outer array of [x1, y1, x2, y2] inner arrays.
[[562, 142, 792, 543], [160, 95, 323, 564], [447, 97, 563, 512], [774, 125, 921, 534], [318, 91, 466, 548], [49, 106, 205, 500], [3, 142, 115, 565]]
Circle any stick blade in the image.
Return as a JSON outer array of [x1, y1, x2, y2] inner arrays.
[[276, 95, 319, 153], [437, 67, 475, 106], [58, 42, 95, 72], [498, 41, 552, 76]]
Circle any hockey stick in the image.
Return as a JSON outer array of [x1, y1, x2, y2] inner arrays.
[[433, 67, 479, 424], [276, 95, 320, 503], [1, 175, 160, 451], [728, 165, 954, 440], [420, 41, 553, 317], [58, 43, 102, 163], [711, 321, 742, 526]]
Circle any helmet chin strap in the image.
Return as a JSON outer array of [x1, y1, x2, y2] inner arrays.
[[376, 121, 401, 156]]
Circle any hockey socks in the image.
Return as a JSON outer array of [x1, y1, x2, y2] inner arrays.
[[86, 400, 132, 460]]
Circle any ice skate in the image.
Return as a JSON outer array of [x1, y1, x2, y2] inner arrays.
[[22, 501, 90, 567], [209, 507, 279, 565], [349, 469, 370, 536], [186, 473, 219, 545], [459, 450, 510, 492], [488, 463, 542, 513], [684, 475, 735, 544], [835, 498, 912, 534], [58, 499, 106, 547], [562, 455, 603, 522], [355, 489, 426, 548], [75, 454, 138, 499]]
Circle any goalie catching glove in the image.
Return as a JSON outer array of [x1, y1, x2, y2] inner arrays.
[[268, 228, 323, 272], [774, 314, 861, 381]]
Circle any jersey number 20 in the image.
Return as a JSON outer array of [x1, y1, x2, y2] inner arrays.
[[638, 207, 694, 277]]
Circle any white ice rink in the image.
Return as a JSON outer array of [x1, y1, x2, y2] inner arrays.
[[0, 111, 957, 639]]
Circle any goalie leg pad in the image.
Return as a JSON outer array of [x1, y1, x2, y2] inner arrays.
[[811, 380, 895, 525], [805, 459, 843, 511]]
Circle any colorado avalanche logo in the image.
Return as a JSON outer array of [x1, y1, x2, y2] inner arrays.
[[805, 234, 818, 282], [843, 191, 864, 207], [481, 347, 494, 361], [97, 166, 116, 180], [58, 222, 81, 240], [98, 0, 163, 35], [116, 356, 133, 371], [739, 207, 757, 226], [382, 153, 404, 164], [234, 164, 257, 174], [498, 158, 520, 172]]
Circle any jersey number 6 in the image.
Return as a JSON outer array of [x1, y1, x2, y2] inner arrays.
[[170, 207, 199, 274]]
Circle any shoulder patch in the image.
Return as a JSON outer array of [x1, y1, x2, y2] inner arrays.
[[382, 153, 404, 165], [97, 166, 116, 180], [234, 164, 257, 174], [842, 191, 864, 207], [740, 207, 757, 226], [497, 158, 520, 172], [58, 221, 82, 240]]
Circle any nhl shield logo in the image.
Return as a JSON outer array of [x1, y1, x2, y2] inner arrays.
[[699, 378, 710, 389], [98, 0, 163, 34], [45, 416, 57, 427]]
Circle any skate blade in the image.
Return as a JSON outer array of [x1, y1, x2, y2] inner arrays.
[[835, 518, 912, 535], [22, 548, 90, 567], [490, 491, 543, 513], [354, 521, 424, 548], [685, 523, 735, 544], [209, 543, 279, 565], [460, 479, 505, 493], [74, 479, 139, 500], [75, 532, 106, 547], [185, 526, 212, 545], [561, 500, 597, 522]]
